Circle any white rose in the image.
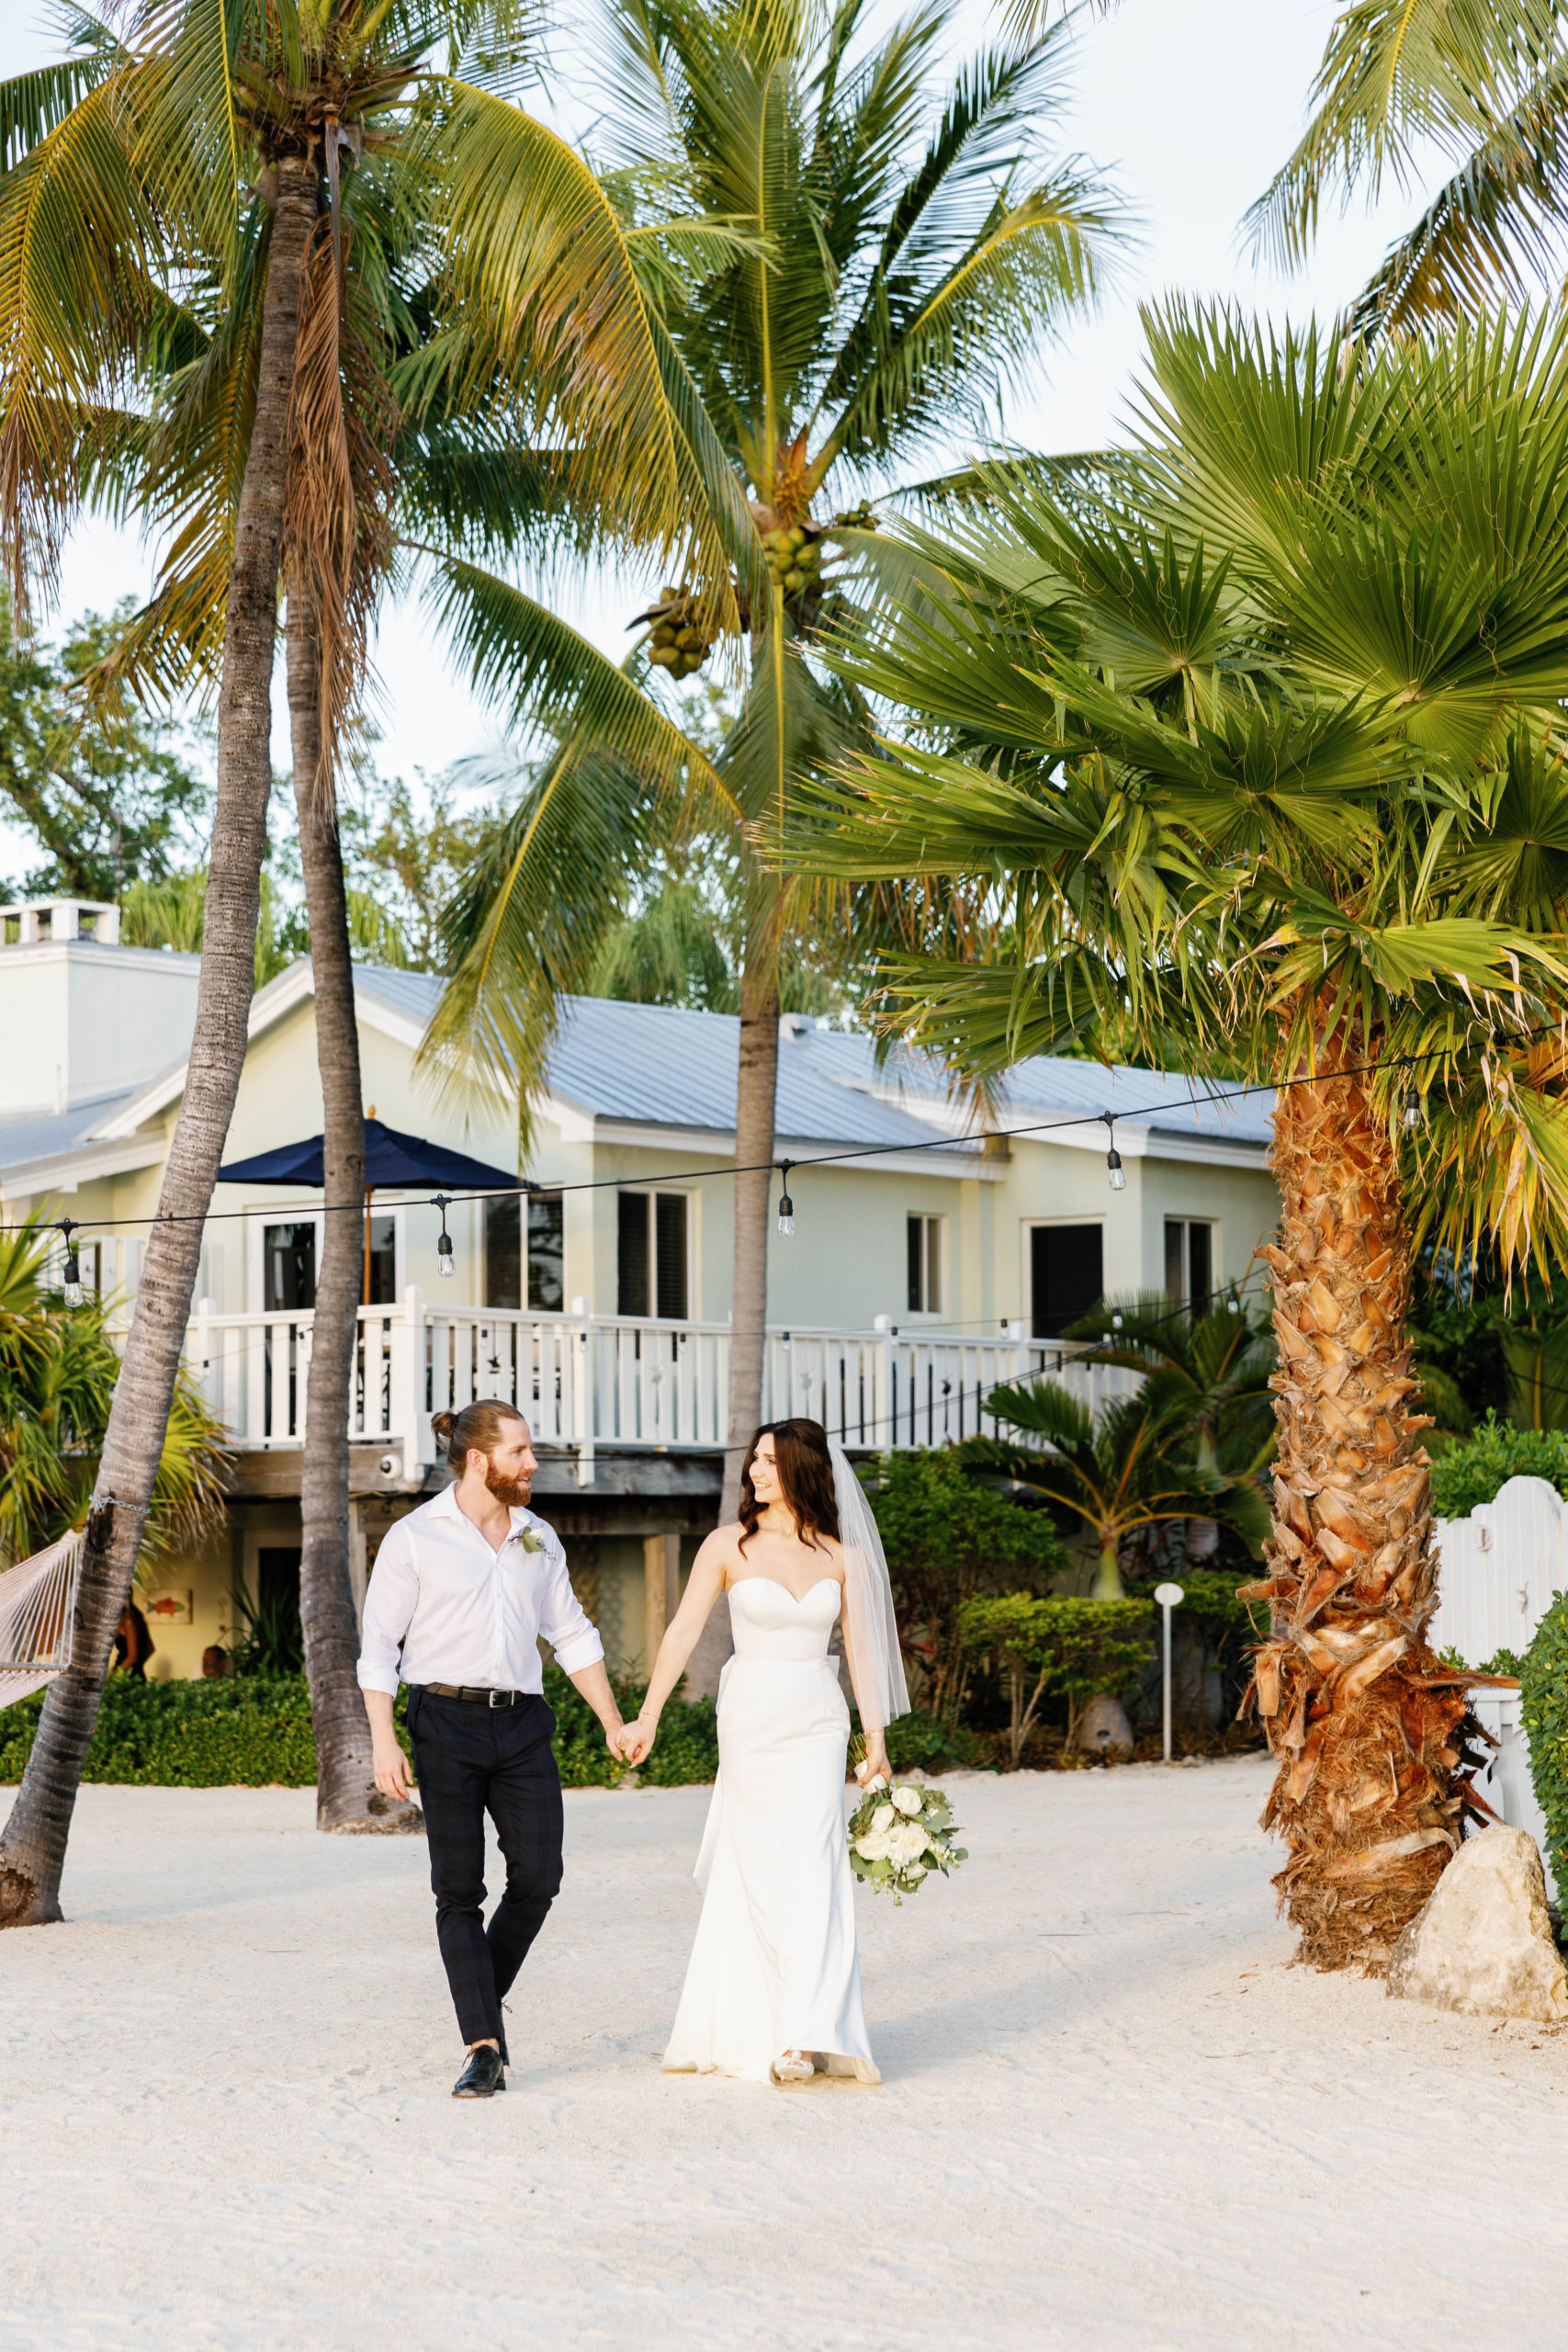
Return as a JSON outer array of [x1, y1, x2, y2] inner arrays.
[[855, 1831, 891, 1862], [889, 1823, 931, 1866], [892, 1787, 923, 1816], [871, 1803, 896, 1832]]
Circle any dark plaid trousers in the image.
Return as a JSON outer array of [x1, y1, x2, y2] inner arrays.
[[405, 1687, 565, 2048]]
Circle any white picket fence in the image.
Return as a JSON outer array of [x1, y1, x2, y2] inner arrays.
[[1431, 1476, 1566, 1898], [1430, 1476, 1568, 1670], [166, 1290, 1139, 1481]]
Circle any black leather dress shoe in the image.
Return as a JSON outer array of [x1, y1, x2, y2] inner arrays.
[[453, 2045, 506, 2098]]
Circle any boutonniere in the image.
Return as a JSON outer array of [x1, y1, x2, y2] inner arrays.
[[518, 1525, 547, 1555]]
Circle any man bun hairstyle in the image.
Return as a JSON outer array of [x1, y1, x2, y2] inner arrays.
[[431, 1398, 528, 1470], [739, 1418, 840, 1553]]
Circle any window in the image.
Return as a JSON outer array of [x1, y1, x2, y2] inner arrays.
[[265, 1221, 316, 1312], [486, 1191, 566, 1311], [364, 1213, 396, 1306], [616, 1191, 690, 1317], [907, 1214, 943, 1313], [1165, 1218, 1214, 1309], [1030, 1222, 1103, 1339]]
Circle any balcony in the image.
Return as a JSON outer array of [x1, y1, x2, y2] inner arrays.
[[166, 1292, 1139, 1484]]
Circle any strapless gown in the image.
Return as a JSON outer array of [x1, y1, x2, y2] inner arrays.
[[662, 1576, 880, 2084]]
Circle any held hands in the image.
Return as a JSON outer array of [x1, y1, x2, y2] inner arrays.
[[615, 1713, 658, 1768]]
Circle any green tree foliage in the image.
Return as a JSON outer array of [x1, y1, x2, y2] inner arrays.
[[863, 1448, 1068, 1719], [957, 1592, 1153, 1764], [0, 1227, 227, 1569], [0, 597, 209, 899], [1427, 1409, 1568, 1519]]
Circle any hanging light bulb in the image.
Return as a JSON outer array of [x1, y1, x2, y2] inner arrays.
[[434, 1194, 456, 1279], [776, 1160, 795, 1238], [1402, 1083, 1423, 1131], [1111, 1311, 1123, 1329], [1102, 1114, 1126, 1193], [59, 1218, 83, 1307]]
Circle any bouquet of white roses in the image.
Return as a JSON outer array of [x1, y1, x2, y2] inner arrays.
[[847, 1775, 967, 1905]]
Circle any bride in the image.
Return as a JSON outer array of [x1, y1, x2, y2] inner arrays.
[[617, 1417, 908, 2086]]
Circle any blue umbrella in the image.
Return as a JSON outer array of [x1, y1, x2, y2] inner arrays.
[[220, 1117, 520, 1301]]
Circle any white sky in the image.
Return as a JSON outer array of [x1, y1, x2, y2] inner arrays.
[[2, 0, 1445, 884]]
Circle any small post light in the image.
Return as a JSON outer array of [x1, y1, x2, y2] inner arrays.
[[1102, 1114, 1126, 1193], [1155, 1581, 1185, 1765], [59, 1218, 83, 1307], [776, 1160, 795, 1238], [434, 1194, 456, 1279]]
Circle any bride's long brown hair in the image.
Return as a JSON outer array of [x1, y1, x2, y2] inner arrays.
[[738, 1419, 840, 1554]]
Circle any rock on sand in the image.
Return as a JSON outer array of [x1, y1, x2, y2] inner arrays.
[[1386, 1824, 1568, 2025]]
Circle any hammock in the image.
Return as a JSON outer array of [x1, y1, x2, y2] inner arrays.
[[0, 1528, 82, 1710]]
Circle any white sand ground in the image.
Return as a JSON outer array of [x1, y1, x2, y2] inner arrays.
[[1, 1759, 1562, 2352]]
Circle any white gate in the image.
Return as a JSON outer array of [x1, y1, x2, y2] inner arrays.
[[1429, 1476, 1568, 1669]]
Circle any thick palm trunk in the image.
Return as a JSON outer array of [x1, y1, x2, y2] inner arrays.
[[682, 953, 780, 1701], [0, 155, 319, 1928], [286, 594, 412, 1831], [1251, 1037, 1466, 1971]]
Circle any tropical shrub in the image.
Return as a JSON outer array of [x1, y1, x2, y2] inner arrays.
[[957, 1593, 1154, 1767], [1427, 1411, 1568, 1520], [1520, 1596, 1568, 1901], [865, 1451, 1068, 1718]]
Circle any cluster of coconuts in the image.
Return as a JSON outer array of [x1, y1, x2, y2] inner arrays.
[[761, 522, 822, 598], [645, 588, 712, 678]]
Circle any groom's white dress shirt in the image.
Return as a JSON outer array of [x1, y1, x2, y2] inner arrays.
[[356, 1482, 604, 1696]]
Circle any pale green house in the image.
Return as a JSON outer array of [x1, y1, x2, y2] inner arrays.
[[0, 895, 1281, 1676]]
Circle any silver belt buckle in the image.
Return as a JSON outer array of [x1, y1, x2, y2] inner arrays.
[[488, 1688, 509, 1709]]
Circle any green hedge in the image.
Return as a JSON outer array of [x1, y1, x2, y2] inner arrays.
[[0, 1675, 321, 1788], [1520, 1597, 1568, 1897], [0, 1668, 724, 1791], [1428, 1410, 1568, 1520], [0, 1669, 979, 1790]]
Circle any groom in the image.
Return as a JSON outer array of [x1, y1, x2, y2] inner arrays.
[[358, 1399, 626, 2098]]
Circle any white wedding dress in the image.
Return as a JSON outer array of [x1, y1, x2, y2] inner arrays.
[[662, 1576, 880, 2085]]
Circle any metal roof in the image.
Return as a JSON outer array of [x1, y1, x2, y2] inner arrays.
[[349, 972, 1271, 1158], [0, 1087, 148, 1178]]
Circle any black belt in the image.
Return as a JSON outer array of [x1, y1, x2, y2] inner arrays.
[[422, 1683, 528, 1708]]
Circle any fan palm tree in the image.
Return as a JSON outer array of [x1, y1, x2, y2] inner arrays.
[[1245, 0, 1568, 339], [966, 1378, 1269, 1599], [0, 0, 745, 1915], [791, 302, 1568, 1969], [422, 0, 1128, 1695]]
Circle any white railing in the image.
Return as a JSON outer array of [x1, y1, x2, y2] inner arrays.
[[165, 1290, 1140, 1477]]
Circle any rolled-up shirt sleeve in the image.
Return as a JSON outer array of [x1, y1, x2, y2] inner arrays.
[[537, 1536, 604, 1676], [357, 1522, 419, 1695]]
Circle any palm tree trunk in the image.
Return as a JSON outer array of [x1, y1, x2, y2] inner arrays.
[[285, 594, 412, 1832], [1252, 1028, 1466, 1971], [0, 154, 319, 1930], [682, 952, 780, 1701], [1094, 1534, 1123, 1599]]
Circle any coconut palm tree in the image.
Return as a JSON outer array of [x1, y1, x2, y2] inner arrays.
[[0, 0, 746, 1915], [423, 0, 1127, 1696], [791, 303, 1568, 1970], [1245, 0, 1568, 339]]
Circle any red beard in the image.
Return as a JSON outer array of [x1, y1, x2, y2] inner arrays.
[[483, 1459, 533, 1510]]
